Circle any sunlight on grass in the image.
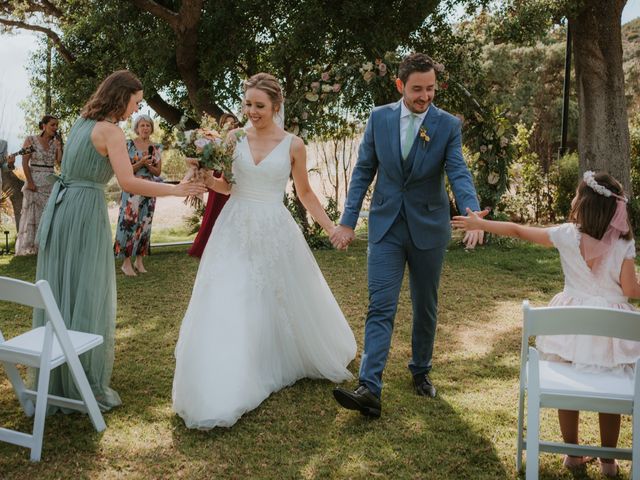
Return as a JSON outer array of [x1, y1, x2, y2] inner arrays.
[[0, 240, 636, 478]]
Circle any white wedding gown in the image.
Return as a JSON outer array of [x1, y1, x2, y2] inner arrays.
[[172, 132, 357, 429]]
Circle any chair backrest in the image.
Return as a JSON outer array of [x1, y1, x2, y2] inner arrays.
[[0, 276, 47, 310], [522, 300, 640, 342], [0, 276, 73, 349], [519, 300, 640, 394]]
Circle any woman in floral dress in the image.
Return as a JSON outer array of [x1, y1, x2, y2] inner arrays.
[[15, 115, 63, 256], [113, 114, 162, 275]]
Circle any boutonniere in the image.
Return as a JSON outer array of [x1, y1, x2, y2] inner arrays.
[[419, 126, 430, 145]]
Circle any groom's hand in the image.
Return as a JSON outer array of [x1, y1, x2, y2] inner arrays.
[[462, 209, 489, 249], [331, 225, 355, 250]]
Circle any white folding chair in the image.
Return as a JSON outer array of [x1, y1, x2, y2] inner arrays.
[[516, 300, 640, 479], [0, 276, 106, 461]]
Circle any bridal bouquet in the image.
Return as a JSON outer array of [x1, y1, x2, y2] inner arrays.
[[175, 114, 240, 184], [175, 114, 244, 205]]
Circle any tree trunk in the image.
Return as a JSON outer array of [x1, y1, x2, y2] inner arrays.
[[570, 0, 631, 193]]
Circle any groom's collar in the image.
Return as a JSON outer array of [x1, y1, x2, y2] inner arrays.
[[399, 100, 430, 122]]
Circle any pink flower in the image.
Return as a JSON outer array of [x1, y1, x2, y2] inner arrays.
[[332, 83, 341, 93], [321, 71, 330, 82], [301, 111, 309, 120], [378, 63, 387, 76], [434, 63, 445, 73], [311, 81, 320, 92]]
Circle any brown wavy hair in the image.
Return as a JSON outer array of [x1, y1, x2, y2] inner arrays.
[[398, 53, 435, 84], [569, 171, 633, 241], [81, 70, 143, 121]]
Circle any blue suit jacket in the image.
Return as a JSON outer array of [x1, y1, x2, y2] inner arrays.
[[340, 101, 480, 250]]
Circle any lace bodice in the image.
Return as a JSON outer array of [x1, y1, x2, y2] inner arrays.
[[28, 135, 57, 167], [548, 223, 636, 303], [230, 133, 293, 203]]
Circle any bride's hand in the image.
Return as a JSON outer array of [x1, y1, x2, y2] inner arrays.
[[204, 171, 231, 194]]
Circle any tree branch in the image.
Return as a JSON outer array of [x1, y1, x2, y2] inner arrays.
[[146, 92, 198, 128], [0, 18, 74, 62], [130, 0, 179, 29]]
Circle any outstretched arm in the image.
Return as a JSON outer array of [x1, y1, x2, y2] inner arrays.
[[451, 208, 554, 247]]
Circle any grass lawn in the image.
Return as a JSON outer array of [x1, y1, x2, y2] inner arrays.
[[0, 236, 635, 479]]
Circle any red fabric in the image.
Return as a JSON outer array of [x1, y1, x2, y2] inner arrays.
[[187, 188, 229, 258]]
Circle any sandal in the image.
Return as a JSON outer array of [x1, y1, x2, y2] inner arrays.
[[562, 455, 592, 469], [599, 459, 619, 477]]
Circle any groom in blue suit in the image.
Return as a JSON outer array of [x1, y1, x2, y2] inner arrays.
[[332, 53, 484, 418]]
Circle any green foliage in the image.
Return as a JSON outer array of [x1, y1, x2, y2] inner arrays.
[[464, 108, 516, 210], [498, 122, 553, 222], [552, 152, 579, 220], [284, 194, 340, 250]]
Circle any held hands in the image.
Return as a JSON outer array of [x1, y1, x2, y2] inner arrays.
[[330, 225, 355, 250], [451, 207, 490, 249]]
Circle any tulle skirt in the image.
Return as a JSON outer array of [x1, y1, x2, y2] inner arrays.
[[172, 196, 356, 429]]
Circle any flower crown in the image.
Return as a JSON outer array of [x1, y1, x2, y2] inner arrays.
[[583, 171, 627, 203]]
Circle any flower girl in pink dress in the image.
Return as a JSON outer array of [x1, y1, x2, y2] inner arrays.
[[452, 171, 640, 477]]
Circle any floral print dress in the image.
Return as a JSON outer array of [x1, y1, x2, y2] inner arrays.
[[15, 135, 58, 256], [113, 139, 161, 258]]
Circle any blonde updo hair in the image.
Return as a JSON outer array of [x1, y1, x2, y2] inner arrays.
[[133, 114, 154, 135], [243, 73, 283, 111]]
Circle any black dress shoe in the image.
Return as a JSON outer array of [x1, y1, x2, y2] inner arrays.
[[413, 373, 436, 398], [333, 385, 381, 418]]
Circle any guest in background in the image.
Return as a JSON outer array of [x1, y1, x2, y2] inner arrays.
[[15, 115, 63, 255], [187, 113, 238, 258], [114, 114, 162, 275], [0, 139, 24, 232]]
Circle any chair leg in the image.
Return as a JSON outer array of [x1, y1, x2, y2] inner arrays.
[[71, 371, 105, 432], [633, 400, 640, 480], [64, 351, 106, 432], [1, 361, 35, 416], [29, 362, 51, 462], [526, 348, 541, 480], [516, 386, 525, 472]]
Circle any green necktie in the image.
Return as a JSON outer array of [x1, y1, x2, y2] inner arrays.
[[402, 113, 417, 160]]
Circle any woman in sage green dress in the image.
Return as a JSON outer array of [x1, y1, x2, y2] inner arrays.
[[34, 70, 205, 412]]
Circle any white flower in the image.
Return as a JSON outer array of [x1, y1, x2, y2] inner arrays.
[[487, 171, 500, 185], [194, 138, 212, 149], [321, 84, 333, 93], [305, 92, 319, 102], [362, 61, 374, 72]]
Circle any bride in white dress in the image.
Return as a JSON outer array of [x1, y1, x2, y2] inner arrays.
[[172, 73, 357, 429]]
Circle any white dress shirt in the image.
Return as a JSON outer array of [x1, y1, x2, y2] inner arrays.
[[399, 101, 429, 152]]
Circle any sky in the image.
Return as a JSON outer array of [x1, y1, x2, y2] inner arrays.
[[0, 1, 639, 157]]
